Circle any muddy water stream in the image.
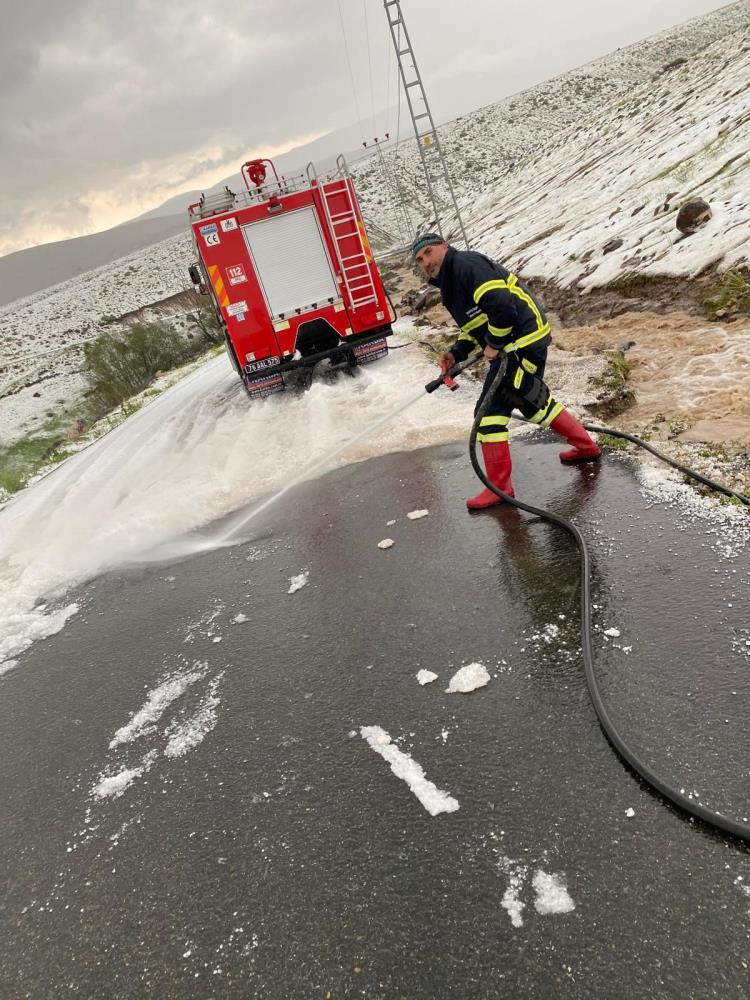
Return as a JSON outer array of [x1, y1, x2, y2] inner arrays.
[[554, 310, 750, 444]]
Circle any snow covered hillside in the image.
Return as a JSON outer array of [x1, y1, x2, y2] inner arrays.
[[352, 1, 750, 244], [0, 231, 192, 399], [469, 24, 750, 288]]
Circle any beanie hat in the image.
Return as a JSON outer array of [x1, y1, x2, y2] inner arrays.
[[410, 232, 445, 258]]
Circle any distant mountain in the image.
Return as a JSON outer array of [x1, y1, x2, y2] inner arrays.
[[0, 213, 188, 308]]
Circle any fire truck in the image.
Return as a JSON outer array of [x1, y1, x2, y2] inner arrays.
[[188, 156, 395, 398]]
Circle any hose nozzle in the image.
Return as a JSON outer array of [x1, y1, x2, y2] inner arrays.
[[424, 351, 484, 394]]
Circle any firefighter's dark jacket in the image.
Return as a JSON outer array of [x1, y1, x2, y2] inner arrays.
[[429, 247, 551, 362]]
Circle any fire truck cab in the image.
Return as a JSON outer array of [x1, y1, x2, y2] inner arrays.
[[188, 156, 395, 398]]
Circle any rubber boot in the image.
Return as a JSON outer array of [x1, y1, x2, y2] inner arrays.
[[467, 441, 514, 510], [549, 408, 602, 464]]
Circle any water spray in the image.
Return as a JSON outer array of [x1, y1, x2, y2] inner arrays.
[[213, 352, 486, 546]]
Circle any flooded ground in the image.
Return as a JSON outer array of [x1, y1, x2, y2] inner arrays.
[[554, 310, 750, 444]]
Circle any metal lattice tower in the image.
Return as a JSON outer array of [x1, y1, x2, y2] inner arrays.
[[383, 0, 469, 247]]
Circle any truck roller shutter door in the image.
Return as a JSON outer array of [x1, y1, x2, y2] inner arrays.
[[241, 207, 339, 319]]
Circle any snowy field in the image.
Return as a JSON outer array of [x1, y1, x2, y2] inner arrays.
[[0, 232, 194, 441], [467, 26, 750, 289], [353, 0, 750, 271]]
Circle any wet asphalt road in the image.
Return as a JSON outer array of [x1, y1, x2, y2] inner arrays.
[[1, 438, 749, 999]]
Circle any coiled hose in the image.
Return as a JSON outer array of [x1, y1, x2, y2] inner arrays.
[[431, 352, 750, 843]]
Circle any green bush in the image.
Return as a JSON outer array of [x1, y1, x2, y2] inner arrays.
[[0, 433, 66, 494], [589, 351, 634, 393], [83, 321, 200, 414], [596, 432, 629, 451], [184, 290, 222, 346], [703, 270, 750, 319]]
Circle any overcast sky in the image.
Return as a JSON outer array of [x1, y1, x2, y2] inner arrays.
[[0, 0, 739, 257]]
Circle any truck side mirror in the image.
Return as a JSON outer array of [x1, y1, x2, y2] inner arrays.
[[188, 264, 202, 285]]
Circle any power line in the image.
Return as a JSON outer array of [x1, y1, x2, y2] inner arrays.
[[362, 0, 377, 132], [335, 0, 362, 125], [385, 10, 392, 124]]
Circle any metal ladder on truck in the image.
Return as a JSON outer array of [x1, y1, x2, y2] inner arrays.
[[318, 162, 378, 312]]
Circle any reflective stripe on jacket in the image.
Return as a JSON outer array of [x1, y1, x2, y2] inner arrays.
[[429, 247, 550, 362]]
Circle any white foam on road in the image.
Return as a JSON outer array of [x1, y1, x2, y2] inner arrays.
[[92, 751, 157, 800], [0, 600, 78, 666], [89, 665, 223, 807], [164, 673, 223, 758], [109, 665, 207, 748], [0, 341, 475, 674], [497, 859, 576, 927], [416, 669, 438, 685], [501, 867, 528, 928], [532, 870, 576, 915], [287, 572, 309, 595], [360, 725, 459, 817], [637, 463, 749, 561], [446, 662, 491, 693]]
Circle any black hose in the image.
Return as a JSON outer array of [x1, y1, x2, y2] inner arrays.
[[462, 355, 750, 843], [578, 423, 749, 507]]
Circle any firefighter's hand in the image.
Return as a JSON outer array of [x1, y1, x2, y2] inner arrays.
[[439, 351, 456, 375], [483, 345, 500, 360]]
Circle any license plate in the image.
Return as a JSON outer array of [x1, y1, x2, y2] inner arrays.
[[245, 357, 280, 374], [246, 373, 284, 399]]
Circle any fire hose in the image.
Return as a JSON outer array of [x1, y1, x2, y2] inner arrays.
[[426, 351, 750, 843]]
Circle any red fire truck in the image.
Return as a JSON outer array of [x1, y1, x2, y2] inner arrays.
[[188, 156, 395, 398]]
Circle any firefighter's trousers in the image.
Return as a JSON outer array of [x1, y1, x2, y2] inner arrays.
[[474, 347, 563, 444]]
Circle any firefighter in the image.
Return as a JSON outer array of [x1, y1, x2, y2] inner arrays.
[[412, 234, 601, 509]]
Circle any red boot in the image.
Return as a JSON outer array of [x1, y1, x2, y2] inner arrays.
[[467, 441, 515, 509], [549, 408, 602, 463]]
